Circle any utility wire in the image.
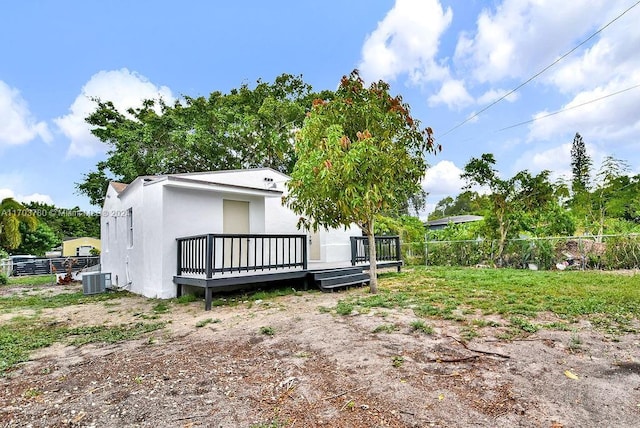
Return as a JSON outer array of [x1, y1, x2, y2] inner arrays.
[[439, 0, 640, 139], [497, 83, 640, 131]]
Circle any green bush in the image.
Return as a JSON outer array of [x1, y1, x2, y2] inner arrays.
[[0, 273, 7, 285]]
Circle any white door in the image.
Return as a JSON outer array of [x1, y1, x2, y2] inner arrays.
[[309, 230, 321, 261], [223, 200, 250, 269]]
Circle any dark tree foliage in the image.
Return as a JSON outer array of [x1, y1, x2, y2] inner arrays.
[[570, 132, 591, 194], [77, 74, 333, 206], [461, 153, 573, 264], [23, 202, 100, 240], [430, 191, 490, 220], [13, 222, 59, 256]]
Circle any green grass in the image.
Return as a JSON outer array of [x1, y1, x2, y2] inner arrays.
[[151, 301, 170, 314], [333, 267, 640, 333], [259, 326, 275, 336], [410, 320, 434, 334], [0, 291, 130, 312], [391, 355, 404, 368], [195, 318, 220, 328], [372, 323, 399, 333], [174, 294, 198, 304], [6, 275, 57, 286]]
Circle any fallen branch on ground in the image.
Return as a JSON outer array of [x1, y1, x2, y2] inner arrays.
[[323, 385, 368, 400], [447, 335, 510, 359], [426, 355, 479, 363]]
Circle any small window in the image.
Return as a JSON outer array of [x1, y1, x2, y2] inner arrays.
[[127, 208, 133, 248], [104, 222, 109, 252]]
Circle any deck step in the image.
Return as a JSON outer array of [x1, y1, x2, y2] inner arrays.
[[319, 277, 371, 291], [313, 268, 370, 291], [310, 267, 364, 280]]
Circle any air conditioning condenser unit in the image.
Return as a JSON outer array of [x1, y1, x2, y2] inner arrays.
[[82, 272, 112, 295]]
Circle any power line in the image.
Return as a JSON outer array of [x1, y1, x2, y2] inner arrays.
[[439, 0, 640, 139], [497, 83, 640, 132]]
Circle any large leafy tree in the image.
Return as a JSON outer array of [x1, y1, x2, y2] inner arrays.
[[583, 156, 640, 239], [0, 198, 38, 252], [429, 190, 490, 220], [14, 223, 59, 256], [285, 70, 437, 293], [78, 74, 331, 206], [23, 202, 100, 240], [461, 154, 571, 265], [570, 132, 591, 194]]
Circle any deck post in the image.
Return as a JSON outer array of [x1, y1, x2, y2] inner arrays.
[[350, 236, 357, 266], [302, 235, 308, 270], [176, 239, 182, 276], [205, 287, 212, 311], [395, 236, 402, 272], [205, 234, 214, 279]]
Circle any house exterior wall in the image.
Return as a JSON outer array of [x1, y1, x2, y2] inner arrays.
[[159, 185, 266, 298], [62, 237, 101, 256], [102, 179, 269, 299], [101, 179, 146, 295], [101, 168, 361, 300], [203, 169, 360, 263]]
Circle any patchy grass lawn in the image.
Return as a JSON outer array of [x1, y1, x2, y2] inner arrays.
[[0, 285, 164, 374], [1, 268, 639, 427], [334, 266, 640, 336], [2, 267, 638, 375]]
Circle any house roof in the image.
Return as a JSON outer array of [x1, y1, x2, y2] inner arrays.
[[425, 215, 484, 228], [109, 182, 128, 194], [171, 167, 291, 181], [110, 168, 289, 199], [162, 175, 283, 196], [63, 236, 100, 242]]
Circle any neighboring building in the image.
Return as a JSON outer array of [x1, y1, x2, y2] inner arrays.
[[62, 237, 101, 256], [100, 168, 362, 299], [425, 215, 484, 230]]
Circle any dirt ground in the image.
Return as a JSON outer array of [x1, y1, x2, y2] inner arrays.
[[1, 281, 639, 428]]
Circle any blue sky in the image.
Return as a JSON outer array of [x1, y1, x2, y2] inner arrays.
[[1, 0, 639, 216]]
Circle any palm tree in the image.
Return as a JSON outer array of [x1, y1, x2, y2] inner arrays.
[[0, 198, 37, 251]]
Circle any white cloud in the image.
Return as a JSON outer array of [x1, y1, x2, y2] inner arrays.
[[422, 160, 465, 196], [54, 68, 174, 158], [427, 79, 473, 109], [513, 143, 572, 179], [476, 88, 519, 105], [454, 0, 611, 84], [0, 188, 54, 205], [527, 76, 640, 143], [0, 81, 52, 147], [358, 0, 453, 84], [548, 5, 640, 93]]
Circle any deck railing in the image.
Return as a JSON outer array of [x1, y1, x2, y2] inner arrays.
[[176, 234, 307, 278], [350, 236, 402, 265]]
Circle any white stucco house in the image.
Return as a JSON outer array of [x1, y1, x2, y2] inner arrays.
[[100, 168, 365, 300]]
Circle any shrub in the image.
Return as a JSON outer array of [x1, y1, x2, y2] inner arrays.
[[0, 273, 7, 285]]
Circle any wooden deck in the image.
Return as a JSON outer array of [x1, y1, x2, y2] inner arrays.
[[174, 261, 402, 310], [174, 233, 402, 310]]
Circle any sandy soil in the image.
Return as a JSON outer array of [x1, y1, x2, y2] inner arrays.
[[1, 282, 639, 428]]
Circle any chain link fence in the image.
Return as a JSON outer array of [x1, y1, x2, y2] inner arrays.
[[399, 234, 640, 270]]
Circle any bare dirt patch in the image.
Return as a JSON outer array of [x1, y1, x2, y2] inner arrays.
[[1, 284, 639, 427]]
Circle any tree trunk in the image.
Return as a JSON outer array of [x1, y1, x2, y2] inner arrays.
[[496, 220, 507, 267], [367, 224, 378, 294]]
